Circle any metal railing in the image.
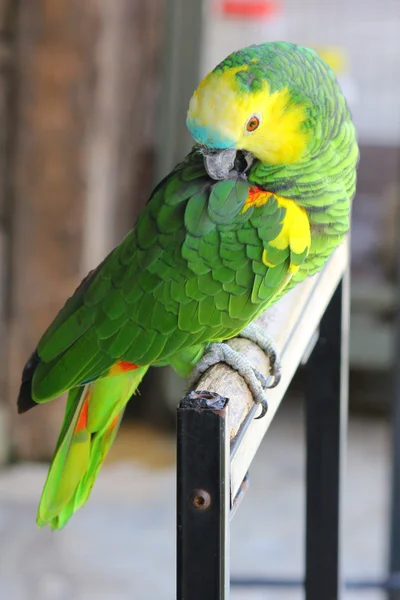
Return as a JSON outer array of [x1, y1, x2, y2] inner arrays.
[[176, 235, 400, 599]]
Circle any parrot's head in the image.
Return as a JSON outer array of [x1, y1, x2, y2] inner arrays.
[[187, 43, 339, 180]]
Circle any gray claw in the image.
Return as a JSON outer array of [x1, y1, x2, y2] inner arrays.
[[256, 399, 269, 420]]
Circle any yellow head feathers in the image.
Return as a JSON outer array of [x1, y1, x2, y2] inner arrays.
[[187, 64, 309, 165]]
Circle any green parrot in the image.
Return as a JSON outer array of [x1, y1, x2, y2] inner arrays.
[[17, 41, 358, 529]]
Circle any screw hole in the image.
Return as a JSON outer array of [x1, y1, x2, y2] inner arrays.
[[190, 489, 211, 510]]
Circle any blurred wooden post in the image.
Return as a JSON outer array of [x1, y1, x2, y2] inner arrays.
[[0, 0, 16, 463], [155, 0, 203, 179], [4, 0, 164, 460], [5, 0, 98, 460]]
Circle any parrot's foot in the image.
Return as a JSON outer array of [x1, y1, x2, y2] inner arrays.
[[188, 342, 273, 419], [237, 323, 281, 389]]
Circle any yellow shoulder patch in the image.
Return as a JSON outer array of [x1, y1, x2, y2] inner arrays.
[[269, 196, 311, 272], [243, 188, 311, 275]]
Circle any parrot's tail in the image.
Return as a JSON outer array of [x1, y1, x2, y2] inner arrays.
[[37, 366, 148, 530]]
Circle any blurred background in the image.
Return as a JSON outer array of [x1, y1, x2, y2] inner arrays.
[[0, 0, 399, 598]]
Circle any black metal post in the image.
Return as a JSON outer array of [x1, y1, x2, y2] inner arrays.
[[305, 273, 350, 600], [388, 187, 400, 600], [177, 390, 230, 600]]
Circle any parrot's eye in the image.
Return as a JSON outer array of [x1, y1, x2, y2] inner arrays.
[[246, 116, 260, 132]]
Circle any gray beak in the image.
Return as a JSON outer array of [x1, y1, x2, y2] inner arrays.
[[203, 149, 254, 181]]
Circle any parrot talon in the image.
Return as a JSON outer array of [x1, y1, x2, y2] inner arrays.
[[188, 342, 269, 418], [255, 399, 269, 420], [237, 323, 282, 388]]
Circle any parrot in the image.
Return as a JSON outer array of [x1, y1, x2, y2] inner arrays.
[[17, 41, 358, 530]]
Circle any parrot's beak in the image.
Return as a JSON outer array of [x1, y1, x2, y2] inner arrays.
[[203, 149, 254, 181]]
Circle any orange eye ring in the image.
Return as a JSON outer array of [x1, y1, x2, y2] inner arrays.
[[246, 116, 260, 132]]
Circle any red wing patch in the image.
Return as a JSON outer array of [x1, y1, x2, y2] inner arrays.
[[109, 361, 139, 377], [118, 361, 139, 372], [75, 390, 91, 433]]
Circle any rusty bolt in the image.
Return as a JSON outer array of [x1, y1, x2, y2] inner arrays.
[[190, 489, 211, 510]]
